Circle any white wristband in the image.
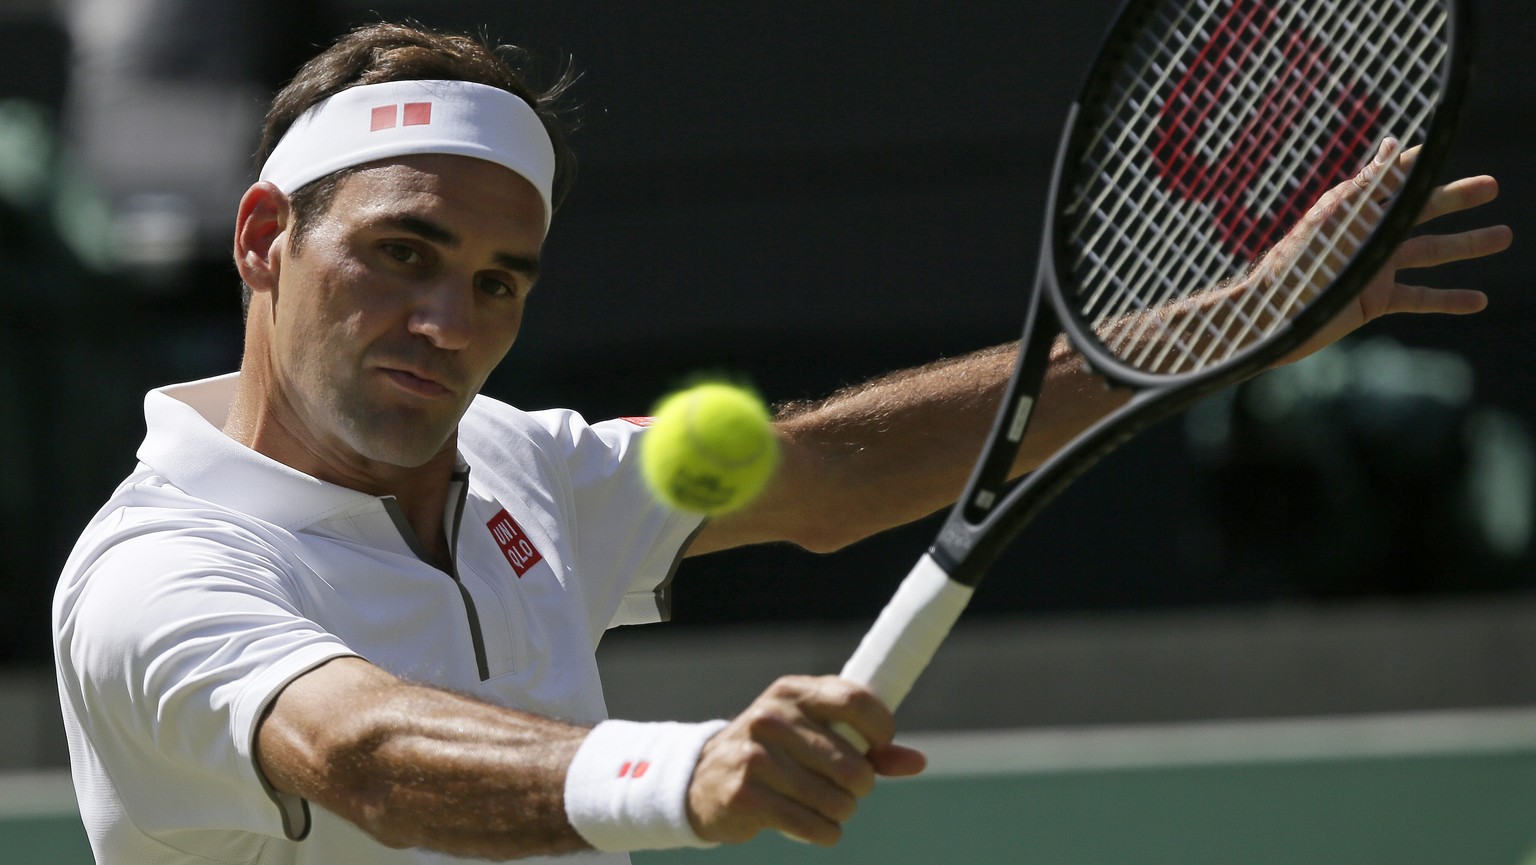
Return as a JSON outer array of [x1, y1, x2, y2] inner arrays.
[[563, 719, 729, 852]]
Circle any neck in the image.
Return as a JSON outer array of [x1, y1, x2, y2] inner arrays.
[[224, 360, 459, 567]]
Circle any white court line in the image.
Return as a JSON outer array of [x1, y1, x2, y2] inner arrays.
[[0, 770, 78, 819], [898, 707, 1536, 779], [7, 708, 1536, 814]]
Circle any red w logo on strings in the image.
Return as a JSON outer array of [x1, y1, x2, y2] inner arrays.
[[1151, 0, 1381, 260]]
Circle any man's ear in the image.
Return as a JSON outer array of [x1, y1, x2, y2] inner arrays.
[[234, 182, 289, 294]]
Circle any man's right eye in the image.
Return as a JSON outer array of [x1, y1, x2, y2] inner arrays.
[[383, 243, 423, 264]]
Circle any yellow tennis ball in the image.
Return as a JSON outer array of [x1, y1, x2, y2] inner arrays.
[[640, 382, 779, 515]]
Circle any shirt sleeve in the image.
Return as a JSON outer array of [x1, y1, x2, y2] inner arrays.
[[568, 415, 707, 629], [55, 512, 357, 843], [460, 400, 706, 637]]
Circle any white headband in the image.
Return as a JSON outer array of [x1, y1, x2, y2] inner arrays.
[[259, 79, 556, 231]]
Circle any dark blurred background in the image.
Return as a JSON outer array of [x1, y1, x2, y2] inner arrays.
[[1, 0, 1530, 667]]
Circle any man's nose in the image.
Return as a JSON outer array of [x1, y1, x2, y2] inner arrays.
[[408, 279, 474, 350]]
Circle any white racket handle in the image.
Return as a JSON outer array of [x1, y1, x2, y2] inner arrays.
[[832, 553, 975, 752]]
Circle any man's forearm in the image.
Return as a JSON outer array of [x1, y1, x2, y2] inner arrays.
[[694, 338, 1126, 555], [258, 658, 592, 859]]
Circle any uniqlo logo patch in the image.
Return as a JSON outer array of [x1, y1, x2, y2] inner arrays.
[[487, 509, 543, 577], [370, 101, 433, 131]]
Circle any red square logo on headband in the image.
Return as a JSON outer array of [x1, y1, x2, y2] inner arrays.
[[403, 102, 432, 126], [369, 102, 432, 132], [370, 105, 397, 131]]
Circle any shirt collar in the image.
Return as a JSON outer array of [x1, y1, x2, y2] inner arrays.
[[138, 373, 387, 530]]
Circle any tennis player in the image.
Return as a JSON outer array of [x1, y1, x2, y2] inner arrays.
[[52, 21, 1510, 865]]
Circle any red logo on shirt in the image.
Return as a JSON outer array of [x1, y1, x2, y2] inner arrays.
[[487, 509, 543, 577], [370, 101, 433, 131]]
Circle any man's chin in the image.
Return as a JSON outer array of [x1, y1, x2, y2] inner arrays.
[[359, 437, 456, 470], [327, 395, 465, 470], [340, 422, 457, 470]]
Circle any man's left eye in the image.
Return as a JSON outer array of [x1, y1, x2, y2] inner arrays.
[[385, 243, 422, 263], [478, 277, 516, 297]]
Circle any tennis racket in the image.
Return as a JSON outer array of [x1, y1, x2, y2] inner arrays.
[[835, 0, 1472, 747]]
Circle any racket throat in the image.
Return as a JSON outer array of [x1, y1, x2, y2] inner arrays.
[[960, 302, 1059, 526], [933, 296, 1061, 581], [966, 392, 1036, 516]]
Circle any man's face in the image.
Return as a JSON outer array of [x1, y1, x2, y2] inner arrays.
[[266, 154, 544, 471]]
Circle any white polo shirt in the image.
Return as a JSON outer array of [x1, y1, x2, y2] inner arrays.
[[53, 374, 704, 865]]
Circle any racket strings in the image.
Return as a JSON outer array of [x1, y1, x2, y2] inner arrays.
[[1093, 0, 1413, 354], [1075, 0, 1372, 362], [1098, 0, 1397, 302], [1177, 0, 1446, 369], [1063, 0, 1450, 376], [1072, 2, 1229, 319], [1191, 1, 1443, 356], [1093, 0, 1442, 371]]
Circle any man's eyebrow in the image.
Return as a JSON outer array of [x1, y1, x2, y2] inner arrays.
[[388, 215, 541, 277]]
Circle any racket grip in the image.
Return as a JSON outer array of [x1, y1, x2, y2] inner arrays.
[[833, 553, 975, 752]]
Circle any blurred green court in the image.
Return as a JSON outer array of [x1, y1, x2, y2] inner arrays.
[[10, 709, 1536, 864]]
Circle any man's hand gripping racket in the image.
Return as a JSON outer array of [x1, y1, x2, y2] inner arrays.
[[833, 0, 1480, 751]]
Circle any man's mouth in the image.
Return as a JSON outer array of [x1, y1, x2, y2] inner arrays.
[[379, 366, 453, 398]]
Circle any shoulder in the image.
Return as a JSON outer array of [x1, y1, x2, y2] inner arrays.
[[71, 468, 295, 567], [55, 515, 311, 715], [459, 395, 649, 466], [58, 475, 303, 636]]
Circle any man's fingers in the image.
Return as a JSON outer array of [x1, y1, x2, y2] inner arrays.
[[1395, 142, 1424, 169], [716, 741, 858, 843], [1393, 223, 1513, 270], [1417, 174, 1501, 225], [710, 765, 847, 847], [808, 676, 899, 751], [1340, 143, 1498, 231], [867, 742, 927, 778], [759, 746, 864, 826], [1351, 137, 1402, 192], [757, 675, 896, 761], [1378, 284, 1489, 316], [738, 700, 876, 802], [689, 675, 914, 846]]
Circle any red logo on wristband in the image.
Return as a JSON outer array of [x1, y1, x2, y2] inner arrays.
[[618, 761, 651, 779]]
